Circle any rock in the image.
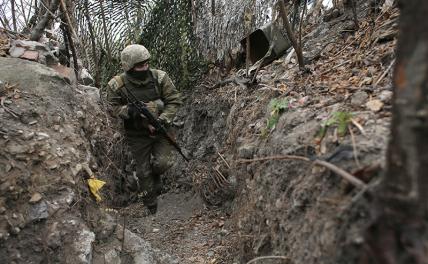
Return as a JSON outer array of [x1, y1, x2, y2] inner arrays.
[[68, 228, 95, 264], [36, 132, 50, 140], [6, 142, 29, 155], [116, 226, 179, 264], [379, 90, 393, 103], [359, 77, 373, 86], [9, 46, 25, 58], [76, 111, 84, 119], [28, 201, 49, 221], [40, 52, 59, 66], [9, 40, 58, 64], [323, 8, 341, 22], [366, 99, 384, 112], [78, 85, 100, 103], [0, 219, 10, 241], [350, 91, 368, 107], [79, 68, 94, 86], [104, 249, 121, 264], [13, 40, 50, 52], [21, 50, 39, 61], [50, 64, 77, 85], [22, 132, 35, 140], [96, 214, 117, 241], [237, 144, 256, 159], [29, 193, 43, 204], [46, 222, 61, 249], [0, 80, 4, 93]]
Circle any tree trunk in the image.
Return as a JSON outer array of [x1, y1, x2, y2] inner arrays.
[[30, 0, 60, 41], [361, 1, 428, 263], [10, 0, 17, 32], [278, 0, 305, 70], [84, 0, 100, 87], [99, 0, 112, 61], [59, 0, 79, 80]]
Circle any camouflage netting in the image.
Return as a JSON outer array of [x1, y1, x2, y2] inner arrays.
[[193, 0, 278, 62], [74, 1, 153, 86], [140, 0, 206, 90], [72, 0, 298, 89], [74, 0, 205, 90]]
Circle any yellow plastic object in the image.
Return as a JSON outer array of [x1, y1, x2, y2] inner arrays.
[[87, 177, 106, 202]]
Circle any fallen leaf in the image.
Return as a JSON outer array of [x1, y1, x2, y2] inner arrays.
[[366, 99, 384, 112], [29, 192, 42, 203], [359, 77, 373, 86]]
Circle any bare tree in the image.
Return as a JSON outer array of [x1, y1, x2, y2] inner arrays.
[[59, 0, 79, 78], [99, 0, 112, 61], [84, 0, 100, 87], [278, 0, 305, 70], [361, 1, 428, 263], [30, 0, 60, 41], [10, 0, 17, 31]]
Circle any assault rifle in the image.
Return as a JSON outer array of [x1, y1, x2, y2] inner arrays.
[[119, 86, 189, 162]]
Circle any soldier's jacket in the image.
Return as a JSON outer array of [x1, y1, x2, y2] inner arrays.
[[105, 69, 182, 133]]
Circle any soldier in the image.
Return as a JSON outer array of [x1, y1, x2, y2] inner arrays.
[[105, 44, 182, 214]]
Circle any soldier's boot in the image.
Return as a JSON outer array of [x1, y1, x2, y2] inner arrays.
[[153, 173, 162, 195], [143, 194, 158, 215]]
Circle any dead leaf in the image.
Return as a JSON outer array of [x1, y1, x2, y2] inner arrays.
[[29, 192, 42, 203], [366, 99, 384, 112], [359, 77, 373, 86]]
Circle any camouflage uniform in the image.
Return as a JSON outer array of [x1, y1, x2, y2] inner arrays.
[[105, 45, 182, 211]]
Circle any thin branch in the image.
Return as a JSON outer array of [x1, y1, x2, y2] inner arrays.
[[99, 0, 112, 61], [238, 154, 367, 189], [320, 59, 351, 75], [251, 44, 274, 83], [0, 7, 11, 30], [246, 256, 290, 264], [374, 59, 395, 87], [278, 0, 305, 70], [217, 151, 231, 169], [84, 0, 100, 87], [59, 0, 79, 79], [348, 125, 361, 168], [349, 0, 359, 30], [298, 0, 308, 49], [10, 0, 17, 32], [121, 215, 126, 254], [30, 0, 59, 41]]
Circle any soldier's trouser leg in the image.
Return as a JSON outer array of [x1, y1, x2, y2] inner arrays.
[[126, 135, 156, 205], [151, 135, 175, 195]]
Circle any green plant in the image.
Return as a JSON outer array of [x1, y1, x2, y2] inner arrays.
[[316, 111, 353, 141], [267, 98, 289, 130]]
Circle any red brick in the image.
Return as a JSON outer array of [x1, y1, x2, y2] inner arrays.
[[50, 64, 77, 85], [20, 50, 39, 61]]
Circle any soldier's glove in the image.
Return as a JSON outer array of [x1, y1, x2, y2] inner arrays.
[[118, 105, 130, 119], [145, 101, 159, 118], [157, 116, 170, 128]]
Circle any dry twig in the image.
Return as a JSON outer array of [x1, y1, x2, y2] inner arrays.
[[374, 59, 395, 87], [320, 59, 352, 75], [218, 151, 231, 169], [246, 256, 290, 264], [348, 125, 361, 168], [238, 154, 367, 189]]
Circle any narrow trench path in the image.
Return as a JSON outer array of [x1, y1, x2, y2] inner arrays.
[[123, 191, 235, 263]]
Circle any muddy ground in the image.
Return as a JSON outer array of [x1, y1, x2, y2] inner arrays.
[[0, 3, 398, 264]]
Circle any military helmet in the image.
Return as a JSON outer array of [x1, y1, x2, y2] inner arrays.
[[120, 44, 151, 71]]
